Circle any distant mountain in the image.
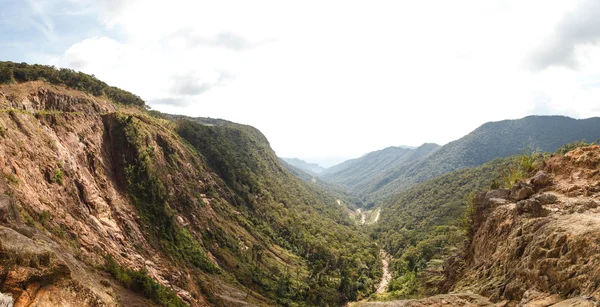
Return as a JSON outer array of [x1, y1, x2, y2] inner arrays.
[[367, 115, 600, 202], [281, 157, 325, 175], [280, 159, 365, 209], [320, 144, 440, 198], [319, 115, 600, 205]]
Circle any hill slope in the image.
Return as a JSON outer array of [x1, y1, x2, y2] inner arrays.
[[321, 144, 440, 199], [370, 156, 517, 298], [326, 116, 600, 203], [0, 62, 381, 306]]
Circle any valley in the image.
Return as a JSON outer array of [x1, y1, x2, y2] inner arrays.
[[1, 62, 600, 307]]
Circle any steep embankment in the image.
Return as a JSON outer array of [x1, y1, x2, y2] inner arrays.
[[362, 145, 600, 306], [0, 64, 382, 307], [450, 146, 600, 305]]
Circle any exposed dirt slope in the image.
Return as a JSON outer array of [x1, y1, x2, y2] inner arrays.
[[450, 146, 600, 306], [0, 82, 289, 306], [0, 80, 381, 306]]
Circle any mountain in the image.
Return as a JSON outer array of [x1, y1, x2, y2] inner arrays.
[[320, 116, 600, 204], [280, 159, 365, 210], [320, 144, 440, 201], [366, 115, 600, 201], [280, 157, 325, 175], [0, 62, 380, 306]]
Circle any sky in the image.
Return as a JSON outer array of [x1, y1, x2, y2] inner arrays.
[[2, 0, 600, 167]]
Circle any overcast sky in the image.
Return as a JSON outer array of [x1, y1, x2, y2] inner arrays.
[[2, 0, 600, 166]]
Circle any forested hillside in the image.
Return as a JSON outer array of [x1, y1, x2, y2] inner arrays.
[[280, 160, 365, 210], [369, 157, 519, 299], [322, 116, 600, 204], [320, 144, 440, 203], [368, 116, 600, 201]]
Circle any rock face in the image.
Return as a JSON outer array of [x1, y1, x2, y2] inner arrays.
[[450, 146, 600, 306], [0, 195, 18, 223]]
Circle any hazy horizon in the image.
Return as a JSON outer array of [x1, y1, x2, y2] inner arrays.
[[3, 0, 600, 166]]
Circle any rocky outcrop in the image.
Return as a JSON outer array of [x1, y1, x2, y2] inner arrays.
[[0, 195, 19, 224], [509, 183, 535, 201], [0, 82, 115, 114], [0, 82, 217, 305], [451, 146, 600, 306], [530, 171, 552, 191], [0, 226, 118, 306]]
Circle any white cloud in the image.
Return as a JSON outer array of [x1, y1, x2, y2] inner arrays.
[[53, 0, 600, 164], [528, 0, 600, 71]]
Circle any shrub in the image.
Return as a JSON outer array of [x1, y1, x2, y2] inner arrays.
[[39, 210, 52, 226], [103, 255, 187, 307], [555, 140, 597, 155], [51, 168, 64, 185]]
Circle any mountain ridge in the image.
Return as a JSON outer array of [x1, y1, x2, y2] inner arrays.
[[320, 115, 600, 204]]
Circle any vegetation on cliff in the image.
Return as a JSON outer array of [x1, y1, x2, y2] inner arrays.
[[0, 61, 145, 107]]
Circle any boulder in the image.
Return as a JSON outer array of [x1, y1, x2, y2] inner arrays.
[[489, 198, 509, 206], [510, 183, 535, 201], [530, 171, 552, 190], [0, 292, 13, 307], [485, 189, 511, 200], [0, 195, 18, 223], [534, 193, 558, 205], [516, 199, 544, 216]]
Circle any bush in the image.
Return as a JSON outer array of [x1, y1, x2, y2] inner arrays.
[[51, 168, 64, 185], [555, 140, 597, 155], [103, 255, 187, 307]]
